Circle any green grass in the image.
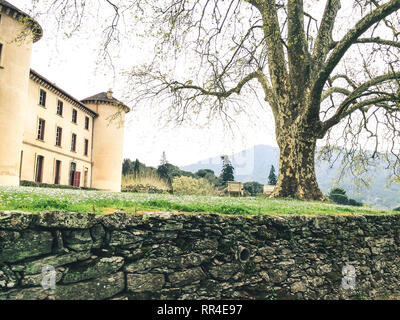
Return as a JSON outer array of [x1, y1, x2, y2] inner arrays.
[[0, 185, 397, 216]]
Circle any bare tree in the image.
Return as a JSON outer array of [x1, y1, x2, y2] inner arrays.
[[31, 0, 400, 200]]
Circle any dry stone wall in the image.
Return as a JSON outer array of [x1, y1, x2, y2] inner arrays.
[[1, 211, 400, 300]]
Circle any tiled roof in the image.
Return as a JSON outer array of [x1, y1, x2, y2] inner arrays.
[[82, 92, 130, 113], [30, 69, 98, 118]]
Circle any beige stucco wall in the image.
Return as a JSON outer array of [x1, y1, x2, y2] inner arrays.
[[85, 102, 125, 192], [21, 80, 94, 187], [0, 12, 33, 186]]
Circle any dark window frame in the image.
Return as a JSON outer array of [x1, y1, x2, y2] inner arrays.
[[85, 116, 90, 130], [84, 139, 89, 156], [57, 100, 64, 116], [56, 127, 62, 147], [37, 119, 45, 141], [71, 133, 77, 152], [72, 109, 78, 124], [39, 89, 47, 107]]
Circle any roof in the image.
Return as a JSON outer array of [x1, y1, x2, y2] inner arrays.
[[0, 0, 43, 42], [82, 92, 130, 113], [30, 69, 98, 118]]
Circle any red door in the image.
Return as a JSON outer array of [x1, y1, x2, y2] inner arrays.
[[73, 171, 81, 187]]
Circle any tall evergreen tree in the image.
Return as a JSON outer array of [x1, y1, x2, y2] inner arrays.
[[157, 151, 171, 184], [220, 155, 235, 186], [122, 159, 132, 176], [268, 165, 277, 186], [133, 159, 141, 178]]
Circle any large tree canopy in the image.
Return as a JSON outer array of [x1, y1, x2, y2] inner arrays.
[[31, 0, 400, 200]]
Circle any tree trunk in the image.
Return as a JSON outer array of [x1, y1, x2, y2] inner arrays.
[[270, 127, 326, 201]]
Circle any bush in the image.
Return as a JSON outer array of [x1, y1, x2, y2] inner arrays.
[[348, 199, 363, 207], [328, 187, 363, 207], [329, 193, 349, 205], [122, 173, 171, 194], [244, 182, 264, 196], [172, 176, 216, 196], [394, 207, 400, 212]]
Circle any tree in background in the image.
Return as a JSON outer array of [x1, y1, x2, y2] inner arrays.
[[220, 156, 235, 186], [133, 159, 141, 178], [195, 169, 220, 186], [268, 165, 277, 186], [244, 182, 264, 196], [157, 151, 170, 183], [328, 187, 363, 207], [122, 159, 132, 176]]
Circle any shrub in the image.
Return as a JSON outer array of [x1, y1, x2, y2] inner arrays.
[[172, 176, 216, 196], [244, 182, 264, 196], [328, 187, 363, 207], [330, 187, 347, 195], [122, 173, 171, 194], [348, 199, 363, 207], [394, 207, 400, 212], [329, 193, 349, 205]]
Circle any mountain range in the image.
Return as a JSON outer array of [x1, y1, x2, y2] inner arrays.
[[181, 144, 400, 209]]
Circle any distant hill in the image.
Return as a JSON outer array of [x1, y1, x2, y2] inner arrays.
[[181, 144, 400, 209]]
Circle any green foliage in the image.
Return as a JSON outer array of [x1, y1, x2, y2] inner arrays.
[[348, 198, 363, 207], [328, 187, 363, 207], [244, 182, 264, 196], [268, 165, 277, 185], [330, 187, 347, 195], [220, 156, 234, 186], [195, 169, 221, 186], [172, 176, 216, 196], [329, 193, 349, 205], [394, 207, 400, 212]]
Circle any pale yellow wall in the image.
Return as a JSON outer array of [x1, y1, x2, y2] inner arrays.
[[85, 102, 125, 192], [0, 12, 33, 186], [21, 80, 94, 187], [21, 143, 92, 187]]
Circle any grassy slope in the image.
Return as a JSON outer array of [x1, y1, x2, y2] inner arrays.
[[0, 186, 397, 216]]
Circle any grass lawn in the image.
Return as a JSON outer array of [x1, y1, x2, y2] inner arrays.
[[0, 185, 396, 216]]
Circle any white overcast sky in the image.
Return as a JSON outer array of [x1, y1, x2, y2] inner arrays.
[[11, 1, 360, 167]]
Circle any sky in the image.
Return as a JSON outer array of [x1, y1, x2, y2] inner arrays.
[[10, 0, 278, 168]]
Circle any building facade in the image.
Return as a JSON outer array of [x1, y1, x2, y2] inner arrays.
[[0, 0, 129, 192]]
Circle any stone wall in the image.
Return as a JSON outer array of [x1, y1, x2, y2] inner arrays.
[[1, 211, 400, 300]]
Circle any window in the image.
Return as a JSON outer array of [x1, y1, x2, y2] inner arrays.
[[84, 139, 89, 156], [85, 116, 89, 130], [35, 155, 44, 183], [71, 133, 77, 152], [0, 43, 3, 67], [57, 100, 63, 116], [72, 109, 77, 123], [54, 160, 61, 185], [56, 127, 62, 147], [69, 162, 76, 186], [37, 119, 45, 141], [39, 89, 46, 107]]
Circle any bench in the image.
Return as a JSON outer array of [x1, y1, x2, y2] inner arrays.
[[263, 185, 275, 196], [227, 181, 244, 197]]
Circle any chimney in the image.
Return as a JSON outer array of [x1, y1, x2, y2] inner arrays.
[[107, 89, 113, 99]]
